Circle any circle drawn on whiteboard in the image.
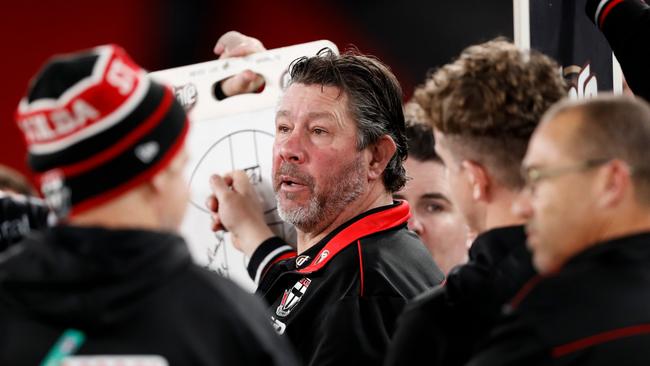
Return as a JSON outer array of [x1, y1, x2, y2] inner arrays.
[[188, 129, 295, 242]]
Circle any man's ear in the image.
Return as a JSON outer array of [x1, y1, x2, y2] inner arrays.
[[367, 135, 398, 181], [597, 159, 631, 208], [461, 160, 491, 203]]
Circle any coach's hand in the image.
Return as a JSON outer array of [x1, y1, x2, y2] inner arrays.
[[206, 170, 274, 257]]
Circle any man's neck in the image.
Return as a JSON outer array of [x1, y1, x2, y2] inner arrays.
[[592, 206, 650, 245], [296, 188, 393, 254], [70, 192, 160, 230], [481, 189, 525, 233]]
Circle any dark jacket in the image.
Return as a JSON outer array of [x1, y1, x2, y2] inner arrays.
[[247, 201, 444, 366], [385, 225, 537, 366], [586, 0, 650, 101], [469, 232, 650, 366], [0, 225, 299, 366]]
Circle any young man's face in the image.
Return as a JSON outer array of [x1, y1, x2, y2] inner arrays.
[[394, 157, 468, 274], [272, 83, 368, 233], [514, 111, 604, 273]]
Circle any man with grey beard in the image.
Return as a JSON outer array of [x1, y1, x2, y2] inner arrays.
[[206, 48, 443, 366]]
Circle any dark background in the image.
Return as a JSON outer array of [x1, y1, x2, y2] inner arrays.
[[1, 0, 513, 183]]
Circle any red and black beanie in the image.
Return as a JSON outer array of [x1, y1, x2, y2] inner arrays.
[[15, 45, 189, 219]]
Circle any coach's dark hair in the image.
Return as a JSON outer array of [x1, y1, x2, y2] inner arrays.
[[288, 48, 407, 193]]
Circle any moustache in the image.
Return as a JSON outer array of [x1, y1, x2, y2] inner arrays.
[[273, 163, 315, 191]]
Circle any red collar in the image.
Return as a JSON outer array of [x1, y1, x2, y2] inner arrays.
[[297, 201, 410, 274]]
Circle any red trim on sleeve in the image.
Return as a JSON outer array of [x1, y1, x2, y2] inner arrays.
[[357, 240, 365, 297], [599, 0, 624, 28], [262, 251, 297, 278], [553, 323, 650, 357], [297, 201, 411, 274]]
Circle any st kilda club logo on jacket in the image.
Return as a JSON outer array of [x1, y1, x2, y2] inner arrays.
[[276, 277, 311, 317]]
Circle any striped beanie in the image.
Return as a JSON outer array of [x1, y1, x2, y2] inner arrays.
[[15, 45, 188, 218]]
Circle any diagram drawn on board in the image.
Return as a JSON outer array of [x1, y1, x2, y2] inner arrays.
[[188, 129, 296, 279]]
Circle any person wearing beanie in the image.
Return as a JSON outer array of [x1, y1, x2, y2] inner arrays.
[[1, 44, 299, 366]]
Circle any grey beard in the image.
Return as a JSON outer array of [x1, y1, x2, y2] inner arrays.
[[277, 194, 322, 232], [276, 158, 365, 233]]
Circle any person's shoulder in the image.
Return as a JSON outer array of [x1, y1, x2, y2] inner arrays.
[[466, 313, 548, 366], [363, 225, 434, 261], [508, 244, 650, 357], [402, 284, 448, 315], [447, 225, 535, 303], [359, 227, 444, 297], [186, 265, 267, 311], [518, 234, 650, 312], [469, 225, 528, 265]]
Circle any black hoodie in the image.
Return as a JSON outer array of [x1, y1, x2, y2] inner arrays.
[[0, 225, 299, 365]]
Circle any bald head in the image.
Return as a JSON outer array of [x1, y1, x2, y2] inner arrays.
[[540, 95, 650, 205]]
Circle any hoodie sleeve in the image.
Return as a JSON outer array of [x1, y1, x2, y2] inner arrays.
[[586, 0, 650, 101]]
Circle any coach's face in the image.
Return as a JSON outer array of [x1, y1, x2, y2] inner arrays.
[[273, 83, 367, 232]]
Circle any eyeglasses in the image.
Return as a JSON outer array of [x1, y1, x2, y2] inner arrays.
[[521, 158, 611, 193]]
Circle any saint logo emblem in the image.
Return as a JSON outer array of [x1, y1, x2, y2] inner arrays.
[[276, 277, 311, 317]]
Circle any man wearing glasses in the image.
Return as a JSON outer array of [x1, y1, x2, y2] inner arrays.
[[469, 95, 650, 365]]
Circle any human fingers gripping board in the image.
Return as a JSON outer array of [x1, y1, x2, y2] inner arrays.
[[151, 40, 339, 291]]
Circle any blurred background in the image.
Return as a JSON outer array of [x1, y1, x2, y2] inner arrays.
[[0, 0, 513, 184]]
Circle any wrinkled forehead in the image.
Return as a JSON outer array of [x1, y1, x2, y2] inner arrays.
[[278, 83, 347, 109], [276, 83, 354, 127]]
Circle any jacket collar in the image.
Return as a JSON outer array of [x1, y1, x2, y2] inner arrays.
[[510, 230, 650, 309], [295, 200, 410, 274]]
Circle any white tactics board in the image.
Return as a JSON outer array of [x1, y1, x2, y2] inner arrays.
[[151, 40, 339, 291]]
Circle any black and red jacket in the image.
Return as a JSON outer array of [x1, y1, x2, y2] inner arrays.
[[468, 232, 650, 366], [385, 225, 536, 366], [586, 0, 650, 101], [246, 201, 444, 366]]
